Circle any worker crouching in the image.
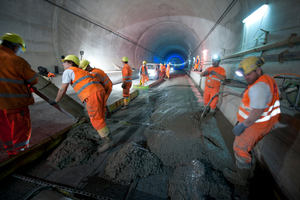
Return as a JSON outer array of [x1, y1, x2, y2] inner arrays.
[[49, 55, 113, 152], [223, 57, 281, 186]]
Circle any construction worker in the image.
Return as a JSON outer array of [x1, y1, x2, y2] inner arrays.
[[139, 61, 148, 85], [199, 57, 204, 72], [194, 55, 200, 71], [159, 63, 164, 79], [166, 63, 171, 79], [155, 64, 160, 80], [223, 57, 281, 186], [79, 59, 113, 115], [0, 32, 38, 156], [49, 55, 113, 152], [121, 56, 132, 109], [200, 55, 226, 114]]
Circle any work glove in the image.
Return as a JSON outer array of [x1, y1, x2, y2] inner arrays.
[[232, 122, 248, 136], [49, 99, 57, 105], [203, 71, 209, 76], [121, 82, 125, 89], [210, 70, 217, 75]]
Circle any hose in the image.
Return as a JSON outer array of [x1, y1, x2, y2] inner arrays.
[[201, 91, 241, 120]]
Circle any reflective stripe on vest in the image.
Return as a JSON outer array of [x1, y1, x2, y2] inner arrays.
[[238, 107, 281, 123], [72, 75, 101, 95], [91, 72, 110, 86]]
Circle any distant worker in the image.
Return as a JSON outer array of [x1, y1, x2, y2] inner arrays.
[[194, 55, 200, 71], [79, 59, 113, 115], [223, 57, 281, 186], [121, 56, 132, 109], [200, 55, 226, 114], [159, 63, 164, 79], [155, 64, 160, 80], [166, 63, 171, 79], [139, 61, 149, 85], [199, 57, 204, 72], [49, 55, 113, 152], [0, 32, 38, 156]]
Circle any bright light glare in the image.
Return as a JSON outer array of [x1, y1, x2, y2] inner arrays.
[[243, 4, 268, 24], [235, 71, 244, 77], [202, 50, 208, 54], [213, 55, 218, 59]]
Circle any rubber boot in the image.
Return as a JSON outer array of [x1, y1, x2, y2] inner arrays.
[[223, 166, 250, 186], [98, 134, 114, 153]]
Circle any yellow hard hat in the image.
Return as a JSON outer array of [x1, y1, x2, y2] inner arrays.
[[1, 32, 26, 52], [143, 61, 147, 64], [62, 55, 79, 66], [236, 56, 265, 76], [122, 56, 129, 62], [197, 55, 200, 58], [79, 59, 90, 70]]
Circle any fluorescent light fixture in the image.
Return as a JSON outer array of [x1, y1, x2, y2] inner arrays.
[[243, 4, 268, 24]]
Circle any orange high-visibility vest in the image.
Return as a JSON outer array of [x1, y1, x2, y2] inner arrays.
[[122, 64, 132, 88], [69, 67, 104, 102], [91, 68, 112, 92], [204, 66, 226, 88], [237, 74, 281, 128], [0, 46, 38, 110]]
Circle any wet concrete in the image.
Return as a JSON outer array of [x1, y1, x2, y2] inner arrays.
[[0, 71, 281, 200]]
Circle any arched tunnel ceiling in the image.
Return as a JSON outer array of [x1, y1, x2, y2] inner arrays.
[[49, 0, 234, 67]]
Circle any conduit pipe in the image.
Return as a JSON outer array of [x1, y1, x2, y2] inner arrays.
[[222, 34, 300, 60]]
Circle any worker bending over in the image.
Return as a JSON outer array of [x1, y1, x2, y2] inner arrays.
[[194, 55, 200, 71], [79, 59, 113, 115], [49, 55, 113, 152], [223, 57, 281, 186], [0, 32, 38, 156], [139, 61, 149, 85], [121, 56, 132, 109], [200, 55, 226, 114]]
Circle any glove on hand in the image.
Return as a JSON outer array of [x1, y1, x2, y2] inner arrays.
[[232, 122, 247, 136], [121, 82, 125, 89], [49, 99, 57, 105], [203, 71, 209, 76], [210, 70, 217, 75]]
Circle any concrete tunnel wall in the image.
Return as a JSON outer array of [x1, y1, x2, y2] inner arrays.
[[0, 0, 300, 88]]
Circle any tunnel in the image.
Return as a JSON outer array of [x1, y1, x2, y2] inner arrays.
[[1, 0, 300, 199]]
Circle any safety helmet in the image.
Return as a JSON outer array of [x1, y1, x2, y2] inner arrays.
[[236, 56, 265, 76], [122, 56, 129, 62], [1, 32, 26, 52], [62, 55, 79, 65], [143, 61, 147, 64], [212, 55, 221, 62], [79, 59, 90, 70], [197, 55, 200, 58]]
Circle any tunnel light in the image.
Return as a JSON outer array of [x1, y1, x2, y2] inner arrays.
[[243, 4, 268, 24]]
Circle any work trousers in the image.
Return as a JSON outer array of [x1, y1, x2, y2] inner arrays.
[[203, 86, 220, 109], [141, 75, 148, 85], [85, 90, 106, 131], [194, 64, 199, 70], [0, 106, 31, 156], [233, 123, 273, 169]]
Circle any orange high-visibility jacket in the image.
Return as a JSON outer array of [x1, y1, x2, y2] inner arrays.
[[204, 66, 226, 88], [69, 67, 104, 102], [122, 64, 132, 88], [237, 74, 281, 128], [91, 68, 112, 92], [0, 46, 38, 110], [140, 65, 148, 76], [166, 65, 170, 75]]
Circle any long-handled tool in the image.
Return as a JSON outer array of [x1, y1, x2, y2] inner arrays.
[[31, 87, 79, 122], [200, 91, 242, 121]]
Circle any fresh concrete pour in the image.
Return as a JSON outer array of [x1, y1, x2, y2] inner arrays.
[[46, 75, 247, 199]]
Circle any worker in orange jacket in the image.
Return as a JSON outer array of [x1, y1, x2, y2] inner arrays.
[[139, 61, 149, 85], [223, 57, 281, 186], [166, 63, 171, 79], [200, 55, 226, 114], [159, 63, 164, 79], [49, 55, 113, 152], [0, 32, 38, 156], [79, 59, 113, 114], [121, 56, 132, 109], [194, 55, 200, 71]]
